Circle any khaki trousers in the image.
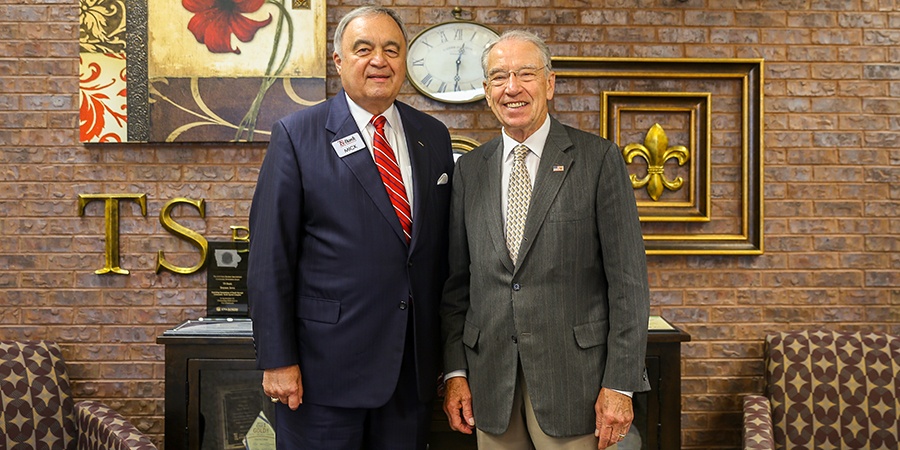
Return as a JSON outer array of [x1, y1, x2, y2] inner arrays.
[[475, 366, 615, 450]]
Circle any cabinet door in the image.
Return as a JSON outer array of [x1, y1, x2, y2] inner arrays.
[[188, 358, 275, 449], [621, 355, 661, 450]]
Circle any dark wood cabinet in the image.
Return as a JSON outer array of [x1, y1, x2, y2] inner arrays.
[[158, 318, 689, 450], [641, 324, 692, 450]]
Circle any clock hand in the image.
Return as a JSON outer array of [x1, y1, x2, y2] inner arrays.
[[454, 43, 465, 91]]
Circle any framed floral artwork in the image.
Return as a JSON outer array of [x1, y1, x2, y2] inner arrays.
[[79, 0, 327, 143], [80, 0, 128, 142]]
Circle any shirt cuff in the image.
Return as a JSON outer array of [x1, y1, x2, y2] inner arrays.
[[443, 369, 467, 382], [610, 388, 633, 398]]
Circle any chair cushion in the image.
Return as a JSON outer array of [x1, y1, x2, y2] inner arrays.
[[0, 340, 77, 449], [766, 330, 900, 449]]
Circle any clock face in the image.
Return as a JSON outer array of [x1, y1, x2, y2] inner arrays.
[[407, 21, 499, 104]]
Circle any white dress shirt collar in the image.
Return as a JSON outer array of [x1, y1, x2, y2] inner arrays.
[[501, 114, 552, 161], [345, 93, 402, 135]]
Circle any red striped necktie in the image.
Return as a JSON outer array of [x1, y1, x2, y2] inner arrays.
[[371, 115, 412, 243]]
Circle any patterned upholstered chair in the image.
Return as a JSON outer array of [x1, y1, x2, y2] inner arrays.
[[0, 340, 157, 450], [743, 330, 900, 450]]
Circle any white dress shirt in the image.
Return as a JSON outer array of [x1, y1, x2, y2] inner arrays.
[[346, 94, 414, 216]]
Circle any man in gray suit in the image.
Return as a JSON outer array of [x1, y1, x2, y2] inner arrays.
[[440, 30, 651, 449]]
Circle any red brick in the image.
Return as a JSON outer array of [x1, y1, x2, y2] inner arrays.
[[685, 10, 734, 26], [766, 98, 808, 113], [813, 29, 862, 45], [708, 376, 764, 394], [681, 378, 709, 395], [682, 393, 745, 412], [864, 30, 900, 45], [840, 289, 890, 305], [763, 29, 812, 45], [864, 132, 900, 148], [0, 5, 46, 21], [813, 200, 864, 217], [0, 2, 895, 448], [815, 307, 867, 322], [864, 201, 900, 217], [99, 362, 155, 379], [788, 12, 837, 28], [579, 10, 628, 25], [788, 253, 841, 269], [100, 326, 159, 343], [528, 9, 578, 25], [814, 235, 866, 251], [865, 235, 899, 251], [866, 305, 900, 321], [681, 342, 711, 359], [711, 342, 765, 359], [839, 47, 888, 63]]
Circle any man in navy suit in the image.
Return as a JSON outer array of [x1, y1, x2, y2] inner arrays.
[[247, 6, 454, 449]]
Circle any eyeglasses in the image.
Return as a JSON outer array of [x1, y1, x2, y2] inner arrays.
[[486, 65, 548, 87]]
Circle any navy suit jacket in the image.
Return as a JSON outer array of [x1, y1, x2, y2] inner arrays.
[[248, 91, 454, 408]]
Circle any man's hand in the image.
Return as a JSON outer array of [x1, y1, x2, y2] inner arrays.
[[263, 364, 303, 410], [443, 376, 475, 434], [593, 388, 633, 449]]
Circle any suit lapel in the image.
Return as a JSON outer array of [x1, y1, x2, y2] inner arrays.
[[481, 140, 515, 274], [398, 103, 429, 251], [326, 92, 407, 245], [515, 119, 574, 270]]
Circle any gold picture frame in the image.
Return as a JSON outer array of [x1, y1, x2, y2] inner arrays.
[[553, 57, 764, 255]]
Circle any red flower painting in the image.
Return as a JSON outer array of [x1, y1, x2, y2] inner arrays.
[[183, 0, 272, 54], [80, 54, 127, 142]]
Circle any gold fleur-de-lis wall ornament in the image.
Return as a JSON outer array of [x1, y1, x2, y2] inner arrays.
[[622, 123, 690, 201]]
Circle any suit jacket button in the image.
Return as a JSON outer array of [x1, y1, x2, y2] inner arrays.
[[512, 283, 520, 291], [399, 301, 408, 310], [511, 335, 518, 343]]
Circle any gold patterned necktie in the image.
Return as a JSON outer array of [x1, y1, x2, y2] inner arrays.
[[506, 144, 531, 264]]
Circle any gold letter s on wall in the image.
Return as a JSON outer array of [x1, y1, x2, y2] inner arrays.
[[157, 198, 209, 274]]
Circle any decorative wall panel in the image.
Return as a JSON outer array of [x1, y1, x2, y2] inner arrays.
[[554, 58, 764, 255]]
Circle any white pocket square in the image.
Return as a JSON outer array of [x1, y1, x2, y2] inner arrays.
[[436, 173, 449, 185]]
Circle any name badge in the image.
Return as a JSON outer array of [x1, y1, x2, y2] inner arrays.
[[332, 133, 366, 158]]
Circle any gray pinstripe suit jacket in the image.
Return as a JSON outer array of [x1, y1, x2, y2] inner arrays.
[[441, 117, 651, 437]]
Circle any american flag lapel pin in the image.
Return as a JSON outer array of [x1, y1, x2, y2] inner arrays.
[[552, 164, 565, 172]]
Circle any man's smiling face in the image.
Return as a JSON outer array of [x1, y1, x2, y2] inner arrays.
[[483, 38, 555, 143]]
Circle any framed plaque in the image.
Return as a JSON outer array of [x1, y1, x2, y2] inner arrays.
[[206, 240, 250, 317]]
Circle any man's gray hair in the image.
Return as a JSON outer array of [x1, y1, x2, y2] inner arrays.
[[333, 6, 409, 59], [481, 30, 552, 77]]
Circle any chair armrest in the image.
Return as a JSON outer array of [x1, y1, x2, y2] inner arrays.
[[75, 400, 158, 450], [742, 395, 774, 450]]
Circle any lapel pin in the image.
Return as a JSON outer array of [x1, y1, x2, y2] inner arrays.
[[418, 141, 425, 147], [553, 165, 565, 172]]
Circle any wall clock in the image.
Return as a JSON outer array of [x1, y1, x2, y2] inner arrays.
[[407, 20, 499, 103]]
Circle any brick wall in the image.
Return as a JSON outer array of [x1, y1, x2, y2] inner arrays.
[[1, 0, 897, 448]]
